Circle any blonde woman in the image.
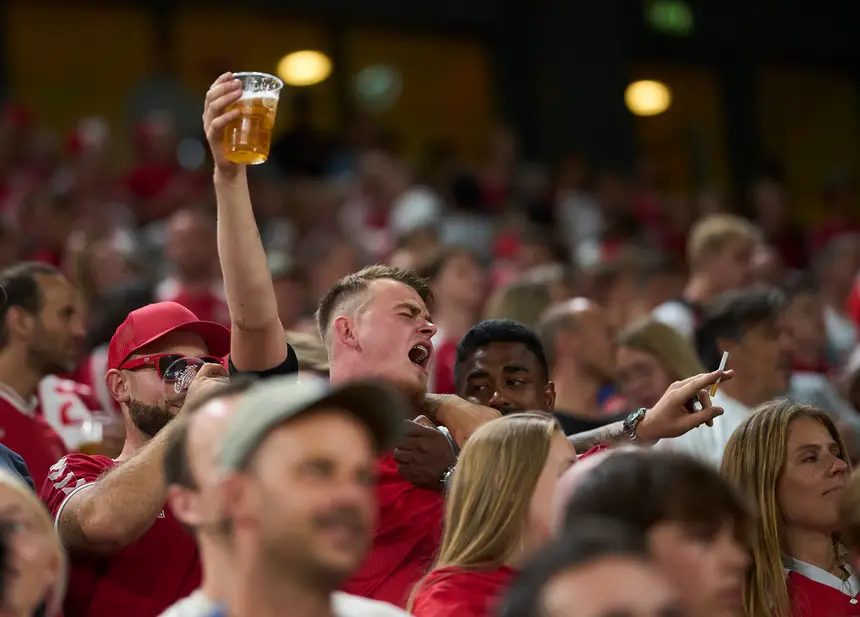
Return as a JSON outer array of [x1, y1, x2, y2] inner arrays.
[[410, 413, 577, 617], [721, 400, 853, 617], [0, 470, 66, 617], [616, 319, 706, 410]]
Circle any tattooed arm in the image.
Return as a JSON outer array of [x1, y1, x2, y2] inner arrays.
[[567, 421, 630, 452]]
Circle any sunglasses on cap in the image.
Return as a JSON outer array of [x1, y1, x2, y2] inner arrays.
[[119, 353, 222, 381]]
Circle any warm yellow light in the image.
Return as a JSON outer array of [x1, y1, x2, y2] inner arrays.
[[276, 51, 332, 87], [625, 80, 672, 116]]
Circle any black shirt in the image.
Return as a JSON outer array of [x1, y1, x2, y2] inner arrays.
[[227, 343, 300, 379]]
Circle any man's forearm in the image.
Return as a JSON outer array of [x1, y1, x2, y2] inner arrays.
[[214, 169, 286, 370], [76, 423, 176, 547], [567, 421, 628, 452]]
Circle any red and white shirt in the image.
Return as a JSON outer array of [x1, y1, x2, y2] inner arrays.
[[786, 559, 860, 617], [0, 384, 67, 491], [37, 375, 108, 450], [41, 454, 201, 617]]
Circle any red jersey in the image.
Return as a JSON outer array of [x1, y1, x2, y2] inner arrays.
[[412, 565, 517, 617], [849, 279, 860, 328], [787, 567, 860, 617], [41, 454, 200, 617], [343, 453, 445, 607], [0, 384, 67, 490], [156, 278, 230, 325]]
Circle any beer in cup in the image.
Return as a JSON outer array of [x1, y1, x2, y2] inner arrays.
[[223, 72, 284, 165]]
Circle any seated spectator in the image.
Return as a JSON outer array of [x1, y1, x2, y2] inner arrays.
[[499, 518, 680, 617], [409, 413, 579, 617], [721, 400, 853, 617], [561, 450, 750, 617], [615, 318, 705, 411], [0, 469, 67, 617]]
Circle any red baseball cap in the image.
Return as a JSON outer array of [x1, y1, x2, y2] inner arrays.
[[108, 301, 231, 371]]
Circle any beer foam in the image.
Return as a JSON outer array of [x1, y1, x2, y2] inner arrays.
[[239, 90, 280, 102]]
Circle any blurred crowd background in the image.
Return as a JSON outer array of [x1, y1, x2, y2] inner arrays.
[[2, 0, 860, 401]]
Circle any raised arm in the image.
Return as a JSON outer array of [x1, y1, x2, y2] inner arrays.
[[203, 72, 287, 371]]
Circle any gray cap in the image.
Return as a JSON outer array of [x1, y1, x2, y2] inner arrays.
[[219, 376, 408, 472]]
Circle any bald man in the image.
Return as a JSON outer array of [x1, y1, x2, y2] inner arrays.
[[161, 376, 255, 617], [536, 298, 624, 435], [550, 447, 628, 533]]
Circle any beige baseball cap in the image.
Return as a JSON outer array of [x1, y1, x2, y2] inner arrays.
[[219, 376, 408, 472]]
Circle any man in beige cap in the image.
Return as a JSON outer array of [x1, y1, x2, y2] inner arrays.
[[215, 376, 413, 617]]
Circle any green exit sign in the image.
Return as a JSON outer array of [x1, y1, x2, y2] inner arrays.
[[646, 0, 694, 36]]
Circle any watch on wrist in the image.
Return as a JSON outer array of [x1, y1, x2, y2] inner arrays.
[[623, 408, 647, 444], [440, 464, 456, 494]]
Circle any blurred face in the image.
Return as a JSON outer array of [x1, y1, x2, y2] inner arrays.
[[433, 252, 484, 311], [571, 307, 616, 383], [26, 274, 85, 375], [341, 279, 436, 399], [110, 332, 210, 438], [226, 409, 375, 586], [166, 212, 216, 282], [722, 314, 793, 403], [778, 417, 849, 535], [829, 243, 860, 291], [169, 394, 239, 532], [649, 523, 748, 617], [458, 341, 554, 415], [0, 484, 61, 617], [783, 292, 826, 355], [541, 557, 681, 617], [709, 237, 754, 293], [616, 347, 674, 410], [749, 245, 784, 287], [525, 432, 577, 555]]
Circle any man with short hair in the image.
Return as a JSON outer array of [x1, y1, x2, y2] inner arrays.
[[653, 213, 761, 339], [662, 285, 793, 465], [0, 261, 88, 488], [499, 518, 680, 617], [217, 377, 412, 617]]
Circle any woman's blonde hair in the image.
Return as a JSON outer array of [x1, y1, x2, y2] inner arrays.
[[484, 279, 552, 328], [617, 318, 705, 381], [720, 400, 850, 617], [0, 470, 67, 617], [410, 413, 560, 608]]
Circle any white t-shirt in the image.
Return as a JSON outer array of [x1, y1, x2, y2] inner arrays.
[[333, 592, 413, 616], [658, 392, 751, 467], [157, 590, 412, 617], [158, 590, 217, 617]]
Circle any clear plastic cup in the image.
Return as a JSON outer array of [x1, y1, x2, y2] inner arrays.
[[222, 72, 284, 165]]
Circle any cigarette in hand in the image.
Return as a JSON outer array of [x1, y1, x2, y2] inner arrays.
[[710, 351, 730, 397]]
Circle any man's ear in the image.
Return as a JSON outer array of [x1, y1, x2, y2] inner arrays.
[[106, 369, 131, 405], [167, 485, 203, 528], [332, 316, 359, 350], [544, 381, 557, 411]]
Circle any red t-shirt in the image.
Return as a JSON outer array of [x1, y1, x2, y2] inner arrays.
[[787, 570, 860, 617], [40, 454, 201, 617], [848, 279, 860, 328], [412, 565, 517, 617], [0, 386, 67, 490], [156, 279, 230, 325], [342, 453, 445, 607]]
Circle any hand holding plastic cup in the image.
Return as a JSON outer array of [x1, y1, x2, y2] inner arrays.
[[222, 72, 284, 165]]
